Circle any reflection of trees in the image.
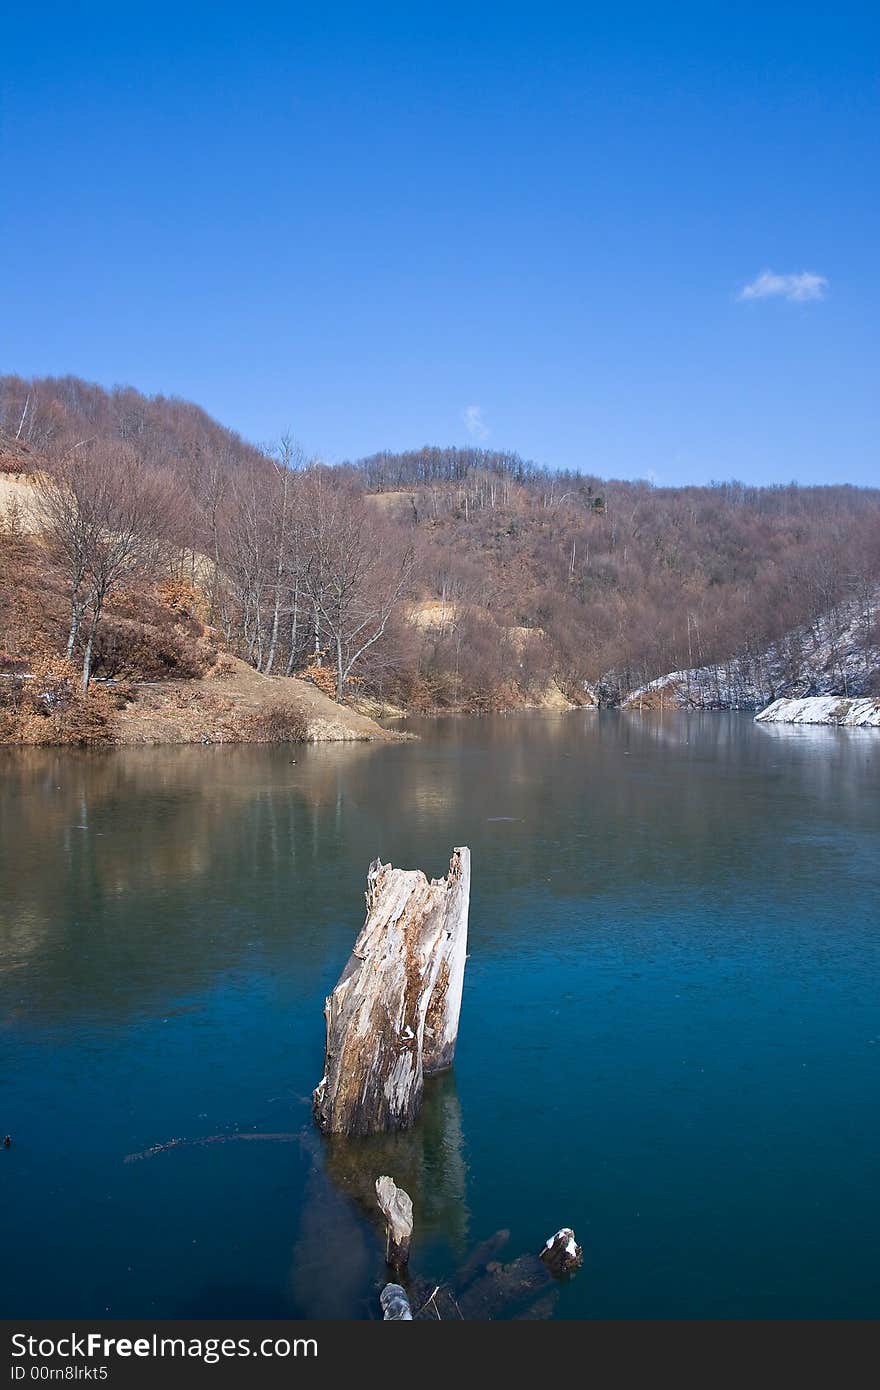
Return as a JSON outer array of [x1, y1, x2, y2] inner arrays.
[[2, 714, 870, 1028], [0, 743, 385, 1020], [376, 711, 874, 907]]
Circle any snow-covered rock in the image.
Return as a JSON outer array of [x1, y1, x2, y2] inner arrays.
[[755, 696, 880, 728]]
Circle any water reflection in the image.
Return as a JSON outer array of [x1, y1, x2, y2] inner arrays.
[[2, 718, 877, 1020], [2, 716, 879, 1318], [291, 1072, 469, 1318], [0, 743, 389, 1017]]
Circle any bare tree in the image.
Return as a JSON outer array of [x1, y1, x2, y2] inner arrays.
[[33, 449, 104, 660], [223, 463, 270, 668], [36, 445, 175, 689], [263, 434, 305, 675], [301, 472, 413, 700]]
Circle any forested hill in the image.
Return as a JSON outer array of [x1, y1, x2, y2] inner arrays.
[[2, 374, 879, 713], [346, 446, 880, 703], [0, 373, 265, 476]]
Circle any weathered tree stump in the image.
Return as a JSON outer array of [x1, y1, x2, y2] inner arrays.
[[313, 848, 470, 1136], [380, 1283, 413, 1320], [539, 1227, 583, 1277], [375, 1175, 414, 1271]]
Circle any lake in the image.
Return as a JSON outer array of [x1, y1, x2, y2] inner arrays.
[[1, 713, 878, 1319]]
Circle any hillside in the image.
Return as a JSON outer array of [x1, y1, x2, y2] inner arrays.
[[351, 448, 880, 709], [0, 452, 393, 745], [621, 588, 880, 711], [2, 374, 880, 725]]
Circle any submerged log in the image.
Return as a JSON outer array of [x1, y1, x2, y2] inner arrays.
[[453, 1227, 583, 1320], [455, 1252, 557, 1320], [375, 1175, 413, 1271], [313, 848, 470, 1136], [454, 1228, 511, 1288]]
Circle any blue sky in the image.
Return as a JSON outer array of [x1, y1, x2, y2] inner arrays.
[[2, 2, 878, 484]]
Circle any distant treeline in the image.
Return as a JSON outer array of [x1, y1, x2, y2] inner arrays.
[[2, 373, 878, 710]]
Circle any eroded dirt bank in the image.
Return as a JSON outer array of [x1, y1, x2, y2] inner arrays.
[[115, 657, 404, 744]]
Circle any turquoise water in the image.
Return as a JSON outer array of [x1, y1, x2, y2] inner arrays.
[[1, 713, 878, 1318]]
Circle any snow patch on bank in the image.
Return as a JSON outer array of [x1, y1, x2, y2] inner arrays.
[[756, 696, 880, 728], [620, 588, 880, 712]]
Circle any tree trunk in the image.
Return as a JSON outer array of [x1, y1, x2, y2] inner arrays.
[[265, 548, 286, 675], [313, 848, 471, 1137], [265, 586, 281, 674], [285, 579, 300, 676], [81, 609, 99, 692], [66, 604, 82, 661]]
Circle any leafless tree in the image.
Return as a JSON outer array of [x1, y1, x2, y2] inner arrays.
[[301, 471, 414, 699], [36, 444, 175, 689], [263, 434, 305, 675], [33, 449, 105, 661]]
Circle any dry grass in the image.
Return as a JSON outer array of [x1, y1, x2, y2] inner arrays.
[[242, 702, 308, 743], [0, 656, 121, 746]]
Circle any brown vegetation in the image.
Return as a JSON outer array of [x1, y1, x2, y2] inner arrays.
[[2, 375, 879, 723], [0, 655, 120, 746]]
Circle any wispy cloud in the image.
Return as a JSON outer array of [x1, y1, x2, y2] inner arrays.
[[463, 404, 489, 441], [739, 269, 828, 303]]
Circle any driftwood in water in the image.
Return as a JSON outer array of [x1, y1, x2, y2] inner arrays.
[[375, 1176, 413, 1271], [404, 1224, 583, 1321], [313, 848, 470, 1136], [455, 1253, 556, 1319], [453, 1228, 511, 1289], [380, 1284, 412, 1320]]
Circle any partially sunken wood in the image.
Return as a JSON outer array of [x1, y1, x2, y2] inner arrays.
[[375, 1175, 414, 1270], [313, 847, 470, 1136]]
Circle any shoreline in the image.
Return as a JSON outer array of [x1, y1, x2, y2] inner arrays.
[[0, 656, 407, 749]]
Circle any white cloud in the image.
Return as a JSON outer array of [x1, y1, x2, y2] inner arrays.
[[739, 269, 828, 303], [463, 404, 489, 441]]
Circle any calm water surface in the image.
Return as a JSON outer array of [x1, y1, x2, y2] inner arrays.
[[1, 713, 878, 1318]]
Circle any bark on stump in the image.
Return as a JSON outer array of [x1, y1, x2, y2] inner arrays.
[[313, 848, 470, 1136]]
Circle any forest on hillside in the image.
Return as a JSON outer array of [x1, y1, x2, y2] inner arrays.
[[2, 374, 879, 720]]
